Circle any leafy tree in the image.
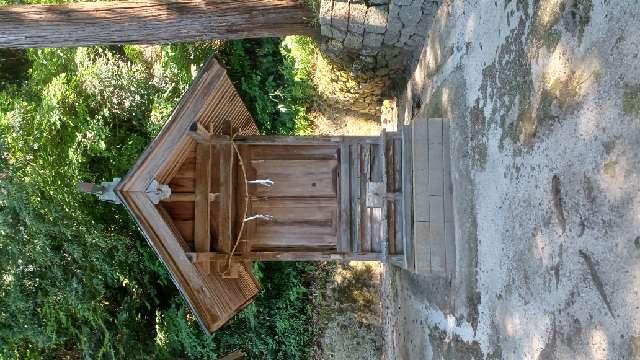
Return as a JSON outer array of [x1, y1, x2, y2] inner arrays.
[[0, 38, 322, 359]]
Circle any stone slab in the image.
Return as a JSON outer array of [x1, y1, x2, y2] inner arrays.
[[365, 6, 388, 34]]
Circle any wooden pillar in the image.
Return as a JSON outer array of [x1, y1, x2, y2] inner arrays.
[[0, 0, 318, 49]]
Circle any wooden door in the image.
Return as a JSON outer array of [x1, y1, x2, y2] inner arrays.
[[239, 143, 340, 252]]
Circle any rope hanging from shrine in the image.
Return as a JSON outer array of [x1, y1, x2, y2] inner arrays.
[[226, 135, 274, 274]]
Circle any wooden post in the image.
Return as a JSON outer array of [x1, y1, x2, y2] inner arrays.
[[219, 351, 246, 360], [0, 0, 318, 49]]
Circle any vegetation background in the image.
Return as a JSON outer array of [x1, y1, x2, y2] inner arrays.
[[0, 35, 335, 359]]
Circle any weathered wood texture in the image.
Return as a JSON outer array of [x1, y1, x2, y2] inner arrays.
[[116, 56, 261, 334], [338, 137, 394, 256], [118, 55, 257, 192], [194, 143, 212, 253], [187, 251, 385, 262], [0, 0, 318, 49], [219, 351, 246, 360], [408, 116, 455, 276], [120, 191, 260, 333], [241, 143, 340, 252], [401, 124, 414, 271]]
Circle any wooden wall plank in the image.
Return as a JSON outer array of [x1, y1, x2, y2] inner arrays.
[[380, 131, 389, 255], [217, 143, 233, 254], [238, 145, 254, 256], [443, 119, 456, 277], [427, 118, 444, 196], [250, 144, 338, 160], [428, 195, 445, 273], [401, 125, 414, 271], [251, 159, 338, 198], [370, 143, 383, 182], [339, 143, 351, 253], [371, 207, 382, 253], [188, 251, 385, 262], [194, 143, 212, 254], [361, 144, 371, 252], [414, 221, 430, 273], [249, 198, 338, 250], [351, 143, 361, 254], [393, 137, 404, 255], [412, 116, 429, 223], [412, 117, 429, 272], [428, 118, 445, 274], [393, 137, 402, 193]]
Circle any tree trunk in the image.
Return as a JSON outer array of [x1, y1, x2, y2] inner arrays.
[[0, 0, 318, 49]]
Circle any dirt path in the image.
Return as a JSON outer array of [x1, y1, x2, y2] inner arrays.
[[384, 0, 640, 358]]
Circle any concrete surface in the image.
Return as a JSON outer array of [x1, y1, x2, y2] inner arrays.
[[382, 0, 640, 359]]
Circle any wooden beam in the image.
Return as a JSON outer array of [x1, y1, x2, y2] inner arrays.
[[194, 143, 212, 255], [122, 191, 223, 331], [401, 125, 415, 271], [219, 351, 246, 360], [0, 0, 318, 49], [194, 135, 343, 145], [187, 251, 386, 263], [338, 143, 351, 253], [166, 193, 196, 202], [217, 143, 233, 254], [163, 192, 219, 202], [351, 143, 361, 253]]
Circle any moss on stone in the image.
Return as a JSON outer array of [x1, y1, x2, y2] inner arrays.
[[572, 0, 593, 42], [428, 326, 483, 360], [469, 100, 488, 170], [529, 0, 563, 53], [623, 84, 640, 119]]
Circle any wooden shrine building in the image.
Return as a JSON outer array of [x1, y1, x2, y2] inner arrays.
[[84, 56, 456, 334]]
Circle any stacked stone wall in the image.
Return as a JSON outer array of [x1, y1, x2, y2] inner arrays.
[[319, 0, 440, 116]]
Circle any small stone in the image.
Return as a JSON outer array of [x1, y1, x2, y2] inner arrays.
[[332, 28, 348, 42], [363, 32, 384, 48], [321, 24, 333, 37], [384, 25, 400, 45], [404, 33, 424, 49], [348, 3, 368, 34], [360, 47, 379, 56], [332, 1, 351, 32], [398, 30, 412, 46], [393, 0, 413, 6], [344, 32, 363, 49], [365, 6, 388, 33], [323, 39, 344, 55], [416, 11, 434, 30], [399, 1, 423, 26], [320, 0, 333, 22], [370, 0, 389, 4], [375, 67, 391, 76]]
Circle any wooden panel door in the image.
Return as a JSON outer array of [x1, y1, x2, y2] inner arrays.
[[240, 143, 339, 252]]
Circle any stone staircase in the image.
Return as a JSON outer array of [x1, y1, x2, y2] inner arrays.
[[382, 115, 455, 276]]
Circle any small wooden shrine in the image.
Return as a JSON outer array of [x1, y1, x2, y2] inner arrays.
[[84, 56, 455, 333]]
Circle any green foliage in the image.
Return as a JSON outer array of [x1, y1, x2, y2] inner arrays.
[[0, 37, 323, 359], [0, 49, 30, 90], [215, 38, 315, 135]]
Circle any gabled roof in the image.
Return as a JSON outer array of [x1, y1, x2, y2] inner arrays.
[[115, 56, 260, 333]]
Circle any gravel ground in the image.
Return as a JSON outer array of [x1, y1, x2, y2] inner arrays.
[[383, 0, 640, 358]]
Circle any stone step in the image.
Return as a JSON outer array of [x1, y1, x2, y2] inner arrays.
[[394, 117, 455, 276]]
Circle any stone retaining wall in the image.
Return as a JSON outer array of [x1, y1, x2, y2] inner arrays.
[[319, 0, 440, 116]]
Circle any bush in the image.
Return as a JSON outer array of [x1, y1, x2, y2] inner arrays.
[[0, 37, 323, 359]]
